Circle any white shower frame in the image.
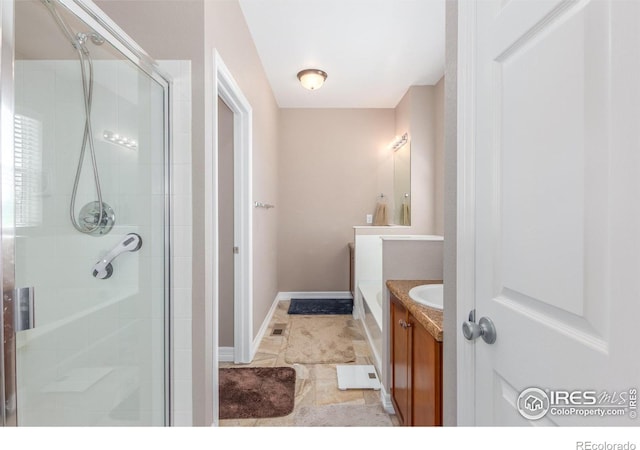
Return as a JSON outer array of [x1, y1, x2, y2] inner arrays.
[[0, 0, 174, 426]]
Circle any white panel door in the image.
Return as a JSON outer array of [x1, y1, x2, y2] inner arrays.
[[470, 0, 640, 425]]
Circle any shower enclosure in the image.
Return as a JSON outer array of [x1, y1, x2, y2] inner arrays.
[[1, 0, 171, 425]]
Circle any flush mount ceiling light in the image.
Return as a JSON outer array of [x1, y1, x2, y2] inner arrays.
[[297, 69, 328, 91]]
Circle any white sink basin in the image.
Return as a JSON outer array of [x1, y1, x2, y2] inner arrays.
[[408, 284, 443, 310]]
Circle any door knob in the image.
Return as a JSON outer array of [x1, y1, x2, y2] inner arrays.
[[462, 311, 496, 344]]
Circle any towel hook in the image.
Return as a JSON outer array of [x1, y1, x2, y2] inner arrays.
[[254, 201, 275, 209]]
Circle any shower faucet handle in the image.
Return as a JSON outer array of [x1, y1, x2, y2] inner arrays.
[[92, 233, 143, 279]]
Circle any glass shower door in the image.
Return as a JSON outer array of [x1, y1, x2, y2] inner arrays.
[[3, 0, 169, 426]]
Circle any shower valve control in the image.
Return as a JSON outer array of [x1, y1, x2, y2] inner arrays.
[[92, 233, 143, 279]]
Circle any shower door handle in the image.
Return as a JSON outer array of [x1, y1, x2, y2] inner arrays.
[[92, 233, 143, 279], [13, 287, 35, 332]]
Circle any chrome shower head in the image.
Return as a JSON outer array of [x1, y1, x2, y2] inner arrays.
[[41, 0, 105, 51]]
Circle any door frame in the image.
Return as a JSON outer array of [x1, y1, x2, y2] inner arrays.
[[209, 50, 253, 369], [455, 0, 478, 427]]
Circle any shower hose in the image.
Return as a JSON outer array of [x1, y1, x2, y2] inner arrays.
[[42, 0, 106, 234]]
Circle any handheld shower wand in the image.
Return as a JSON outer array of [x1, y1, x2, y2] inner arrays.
[[41, 0, 112, 236], [92, 233, 142, 279]]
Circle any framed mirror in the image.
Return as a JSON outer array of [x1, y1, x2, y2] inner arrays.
[[392, 134, 410, 225]]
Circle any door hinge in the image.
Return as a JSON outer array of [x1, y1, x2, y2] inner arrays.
[[233, 246, 239, 254]]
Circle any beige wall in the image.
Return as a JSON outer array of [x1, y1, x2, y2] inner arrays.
[[434, 77, 445, 235], [203, 0, 280, 426], [277, 84, 445, 292], [218, 97, 234, 348], [278, 109, 395, 291], [202, 0, 280, 334], [395, 85, 441, 235]]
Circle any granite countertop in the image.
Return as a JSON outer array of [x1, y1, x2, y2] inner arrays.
[[386, 280, 443, 342]]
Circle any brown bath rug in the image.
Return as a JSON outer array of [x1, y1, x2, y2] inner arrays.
[[285, 315, 359, 364], [219, 367, 296, 420]]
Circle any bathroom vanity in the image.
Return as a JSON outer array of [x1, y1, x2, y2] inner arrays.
[[387, 280, 443, 426]]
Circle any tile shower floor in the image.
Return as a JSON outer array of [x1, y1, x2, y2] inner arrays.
[[219, 300, 400, 427]]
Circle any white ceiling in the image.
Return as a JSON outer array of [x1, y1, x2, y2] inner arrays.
[[238, 0, 445, 109]]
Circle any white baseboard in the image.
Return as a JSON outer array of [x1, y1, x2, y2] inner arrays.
[[380, 385, 396, 414], [218, 347, 234, 362], [252, 294, 282, 360], [354, 299, 366, 321], [276, 291, 353, 301]]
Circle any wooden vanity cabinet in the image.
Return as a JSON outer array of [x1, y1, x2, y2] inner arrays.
[[390, 293, 442, 426]]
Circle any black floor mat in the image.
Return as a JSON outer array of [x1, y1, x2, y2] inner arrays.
[[287, 298, 353, 315]]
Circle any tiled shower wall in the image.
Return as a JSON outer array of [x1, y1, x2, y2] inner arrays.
[[12, 59, 193, 425]]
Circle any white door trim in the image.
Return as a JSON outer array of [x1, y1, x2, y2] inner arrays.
[[456, 0, 478, 427], [212, 50, 253, 365]]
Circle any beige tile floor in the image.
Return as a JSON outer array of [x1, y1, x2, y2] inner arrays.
[[219, 300, 400, 427]]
